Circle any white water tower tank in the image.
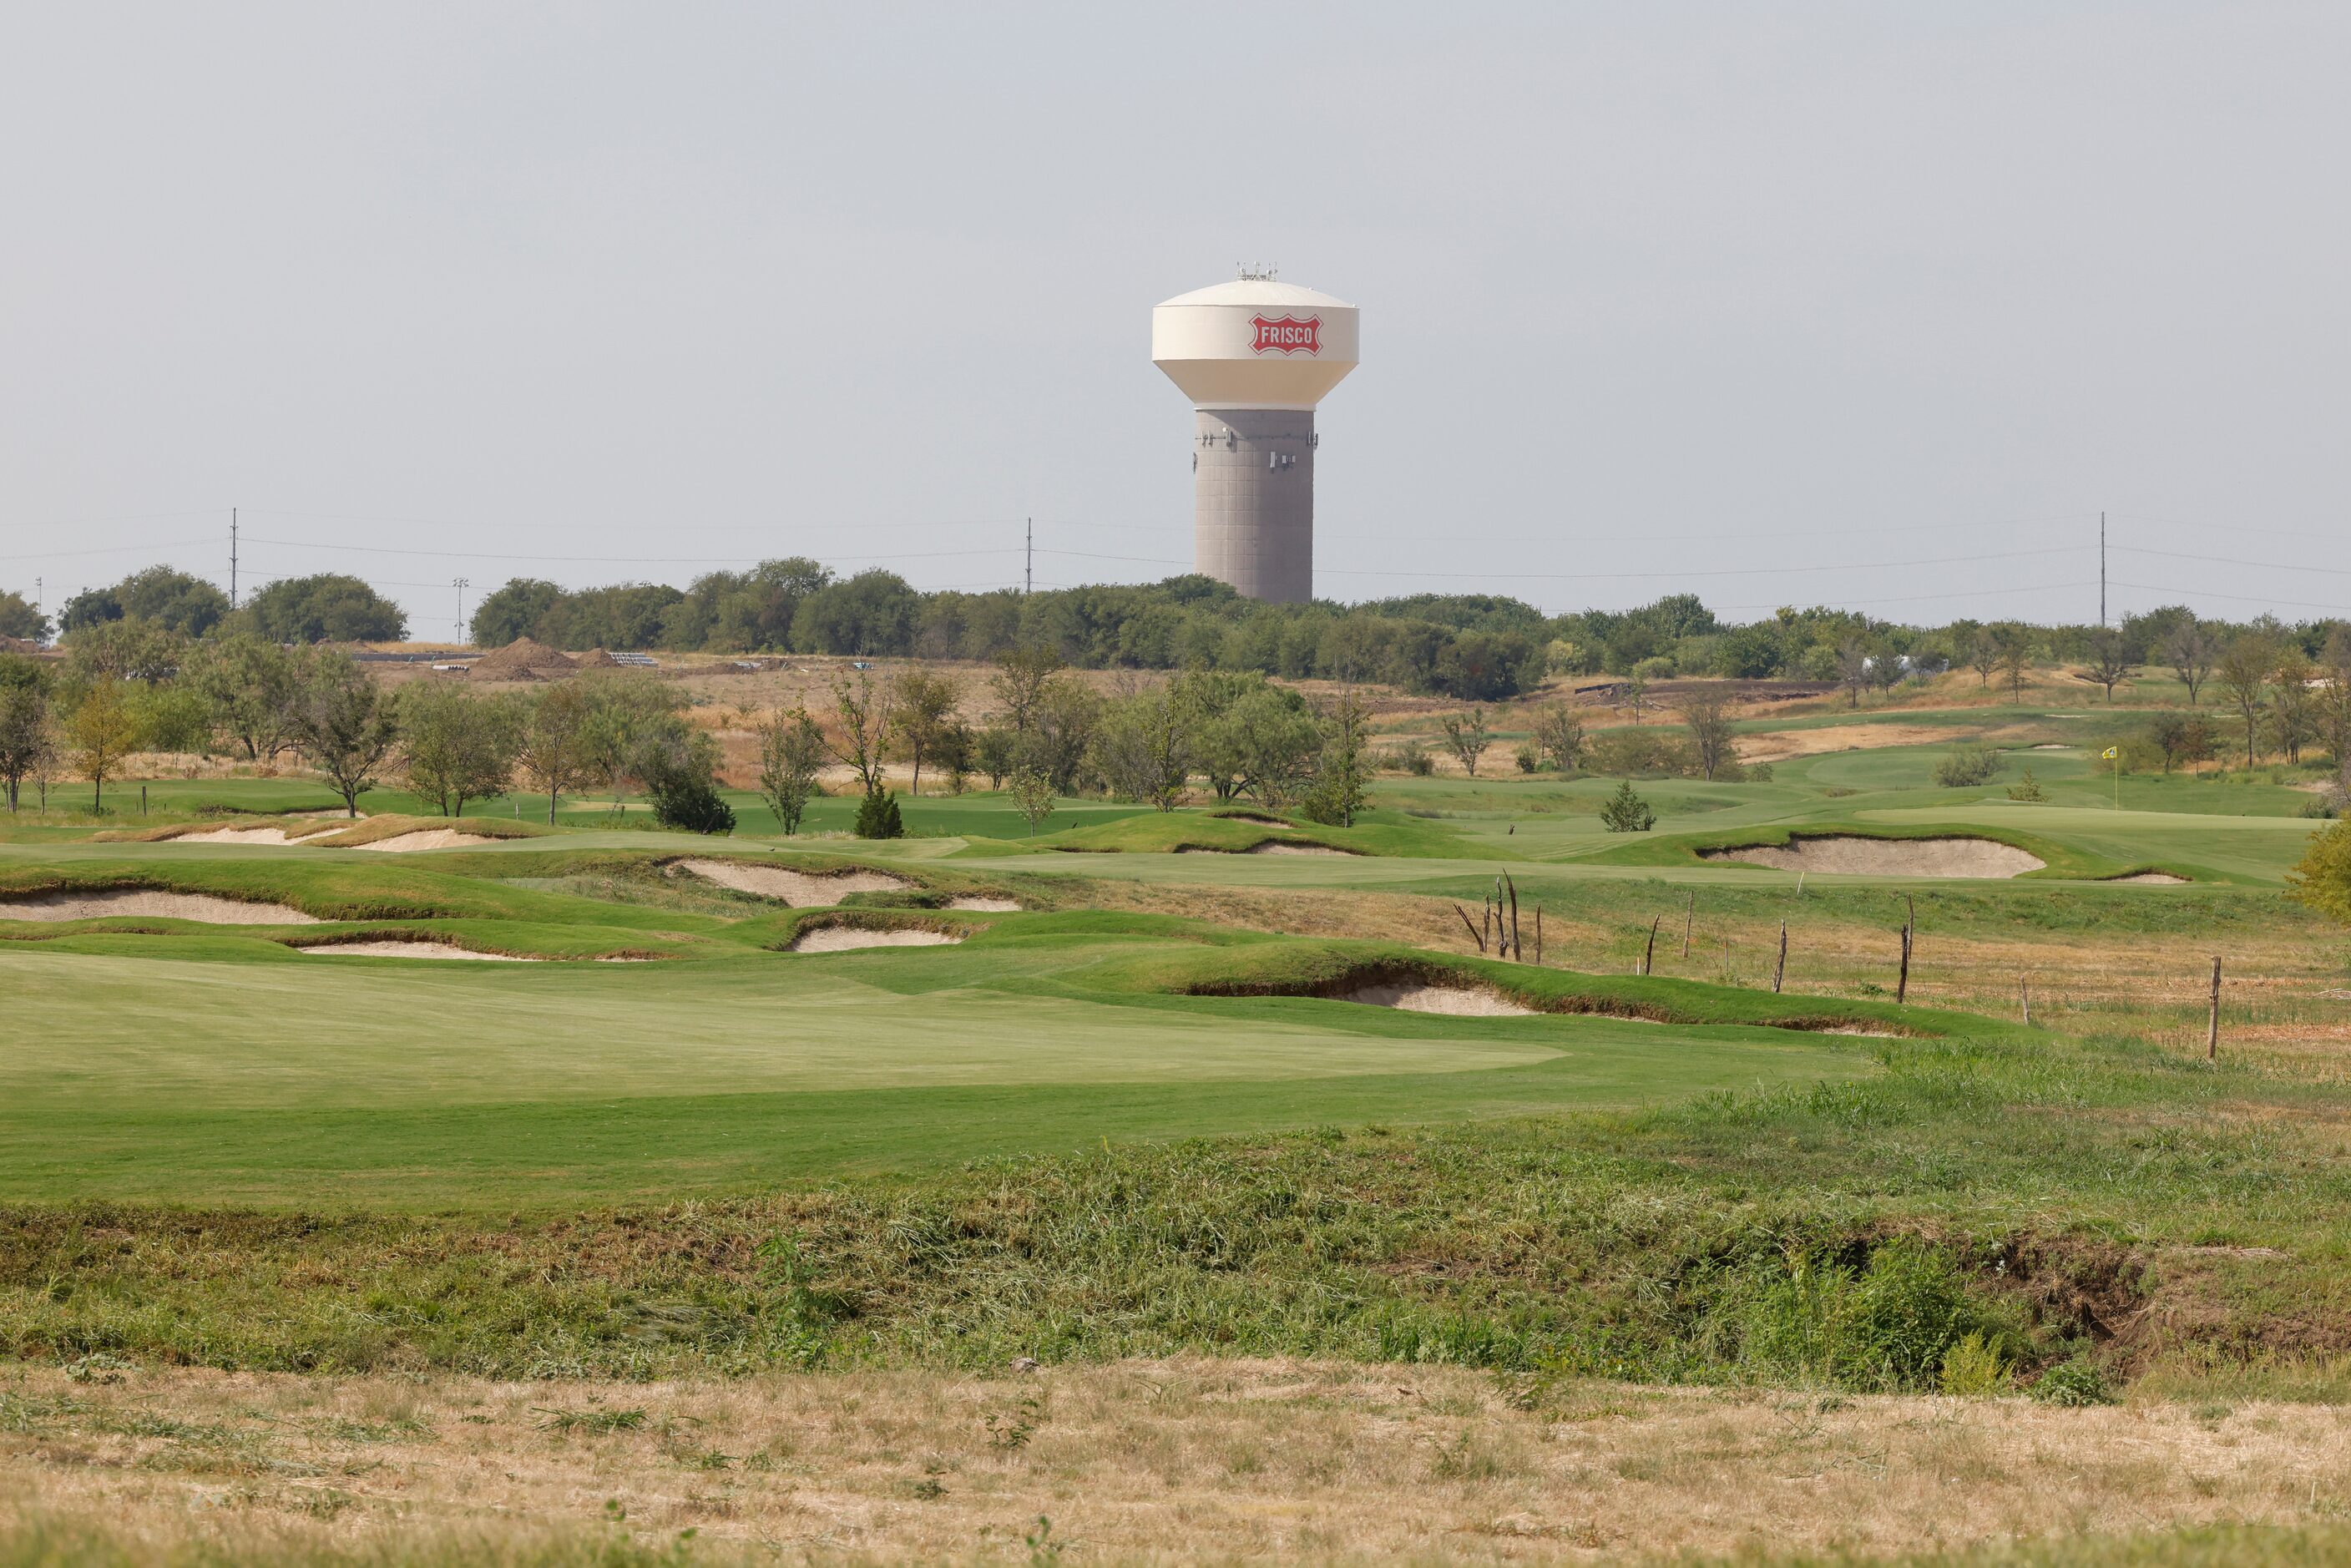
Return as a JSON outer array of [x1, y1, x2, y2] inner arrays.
[[1152, 274, 1359, 603]]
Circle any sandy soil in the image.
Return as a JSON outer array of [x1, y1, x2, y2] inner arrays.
[[1347, 982, 1534, 1016], [296, 940, 536, 961], [9, 1362, 2349, 1565], [946, 897, 1022, 911], [0, 889, 321, 924], [786, 927, 963, 953], [1701, 834, 2046, 878], [348, 829, 501, 852], [679, 859, 910, 904], [1736, 723, 1987, 764], [1246, 842, 1356, 856], [2109, 871, 2192, 884]]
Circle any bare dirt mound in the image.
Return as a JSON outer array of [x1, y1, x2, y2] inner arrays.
[[947, 897, 1021, 912], [468, 637, 577, 681], [348, 829, 501, 853], [680, 859, 910, 904], [298, 940, 536, 961], [0, 889, 321, 924], [1346, 982, 1534, 1017], [786, 927, 963, 953], [1702, 835, 2045, 878], [2107, 871, 2191, 885]]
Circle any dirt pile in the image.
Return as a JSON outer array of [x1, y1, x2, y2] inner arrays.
[[0, 889, 321, 923], [787, 927, 963, 953], [1346, 982, 1534, 1016], [1702, 835, 2045, 878], [467, 638, 577, 681], [680, 859, 910, 904]]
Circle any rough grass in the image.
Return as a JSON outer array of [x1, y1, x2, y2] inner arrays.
[[6, 1364, 2351, 1565]]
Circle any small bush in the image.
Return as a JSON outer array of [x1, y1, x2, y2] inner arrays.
[[1933, 746, 2003, 788], [1394, 743, 1435, 776], [1599, 780, 1655, 833], [2006, 768, 2046, 802], [854, 788, 905, 840], [643, 749, 736, 835], [1728, 1242, 2024, 1393], [1937, 1332, 2010, 1396], [2030, 1354, 2114, 1406], [1513, 741, 1540, 774], [1585, 727, 1700, 778]]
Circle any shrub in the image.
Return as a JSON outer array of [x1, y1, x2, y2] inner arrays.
[[854, 787, 905, 839], [2006, 767, 2045, 802], [1937, 1332, 2010, 1397], [1513, 741, 1540, 774], [1585, 726, 1699, 778], [1394, 743, 1435, 776], [1599, 780, 1655, 833], [1729, 1242, 2023, 1393], [1932, 746, 2002, 788], [2030, 1354, 2114, 1406], [644, 757, 736, 835]]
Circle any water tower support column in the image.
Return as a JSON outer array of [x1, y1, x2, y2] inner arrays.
[[1193, 409, 1315, 604]]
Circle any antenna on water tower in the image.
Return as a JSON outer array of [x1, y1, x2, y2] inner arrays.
[[230, 508, 239, 609], [2099, 512, 2106, 628], [1024, 518, 1033, 595]]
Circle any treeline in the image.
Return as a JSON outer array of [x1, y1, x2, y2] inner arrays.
[[11, 559, 2348, 708], [0, 640, 734, 830]]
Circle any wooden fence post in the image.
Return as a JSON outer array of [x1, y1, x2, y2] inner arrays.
[[1772, 922, 1787, 994], [1534, 906, 1543, 967], [1896, 925, 1912, 1005], [2020, 973, 2030, 1026], [2208, 956, 2222, 1060], [1506, 874, 1521, 964], [1681, 890, 1694, 960], [1642, 917, 1660, 978]]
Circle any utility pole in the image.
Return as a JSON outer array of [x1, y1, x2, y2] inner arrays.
[[453, 577, 470, 641], [1024, 517, 1033, 596], [2099, 511, 2106, 628], [230, 508, 239, 609]]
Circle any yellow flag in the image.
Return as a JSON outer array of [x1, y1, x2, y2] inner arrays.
[[2101, 746, 2119, 759]]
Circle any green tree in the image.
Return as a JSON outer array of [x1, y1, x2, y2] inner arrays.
[[1297, 687, 1369, 827], [65, 618, 185, 684], [827, 669, 896, 796], [640, 726, 736, 834], [0, 656, 55, 812], [470, 579, 565, 647], [1007, 762, 1055, 837], [2216, 633, 2277, 768], [577, 670, 685, 817], [1600, 779, 1656, 833], [181, 635, 301, 761], [64, 677, 144, 812], [1678, 687, 1737, 781], [1529, 702, 1585, 772], [990, 644, 1064, 741], [514, 681, 594, 824], [0, 589, 53, 643], [791, 569, 919, 655], [245, 574, 407, 644], [2146, 711, 2216, 774], [397, 682, 519, 816], [852, 786, 904, 839], [2288, 817, 2351, 927], [288, 653, 400, 817], [1089, 685, 1191, 811], [2166, 617, 2217, 704], [2082, 627, 2135, 703], [756, 706, 827, 835], [892, 668, 963, 797], [1438, 707, 1491, 777]]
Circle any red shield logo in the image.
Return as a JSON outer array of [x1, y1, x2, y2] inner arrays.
[[1249, 313, 1322, 356]]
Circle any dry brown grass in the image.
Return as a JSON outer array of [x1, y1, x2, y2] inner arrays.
[[7, 1361, 2351, 1564]]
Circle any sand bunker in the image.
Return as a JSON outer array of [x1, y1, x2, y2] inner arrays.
[[1213, 812, 1289, 825], [786, 927, 963, 953], [0, 889, 321, 924], [299, 940, 536, 961], [947, 897, 1022, 912], [1246, 842, 1355, 856], [2107, 871, 2190, 884], [680, 859, 911, 904], [350, 829, 501, 852], [1701, 835, 2045, 878], [1345, 983, 1534, 1017], [170, 824, 336, 845]]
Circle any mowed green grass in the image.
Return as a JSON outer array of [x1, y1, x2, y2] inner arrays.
[[0, 930, 1869, 1207]]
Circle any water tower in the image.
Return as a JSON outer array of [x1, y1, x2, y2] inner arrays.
[[1152, 271, 1359, 603]]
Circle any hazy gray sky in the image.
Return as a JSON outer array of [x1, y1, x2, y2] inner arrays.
[[4, 3, 2345, 639]]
